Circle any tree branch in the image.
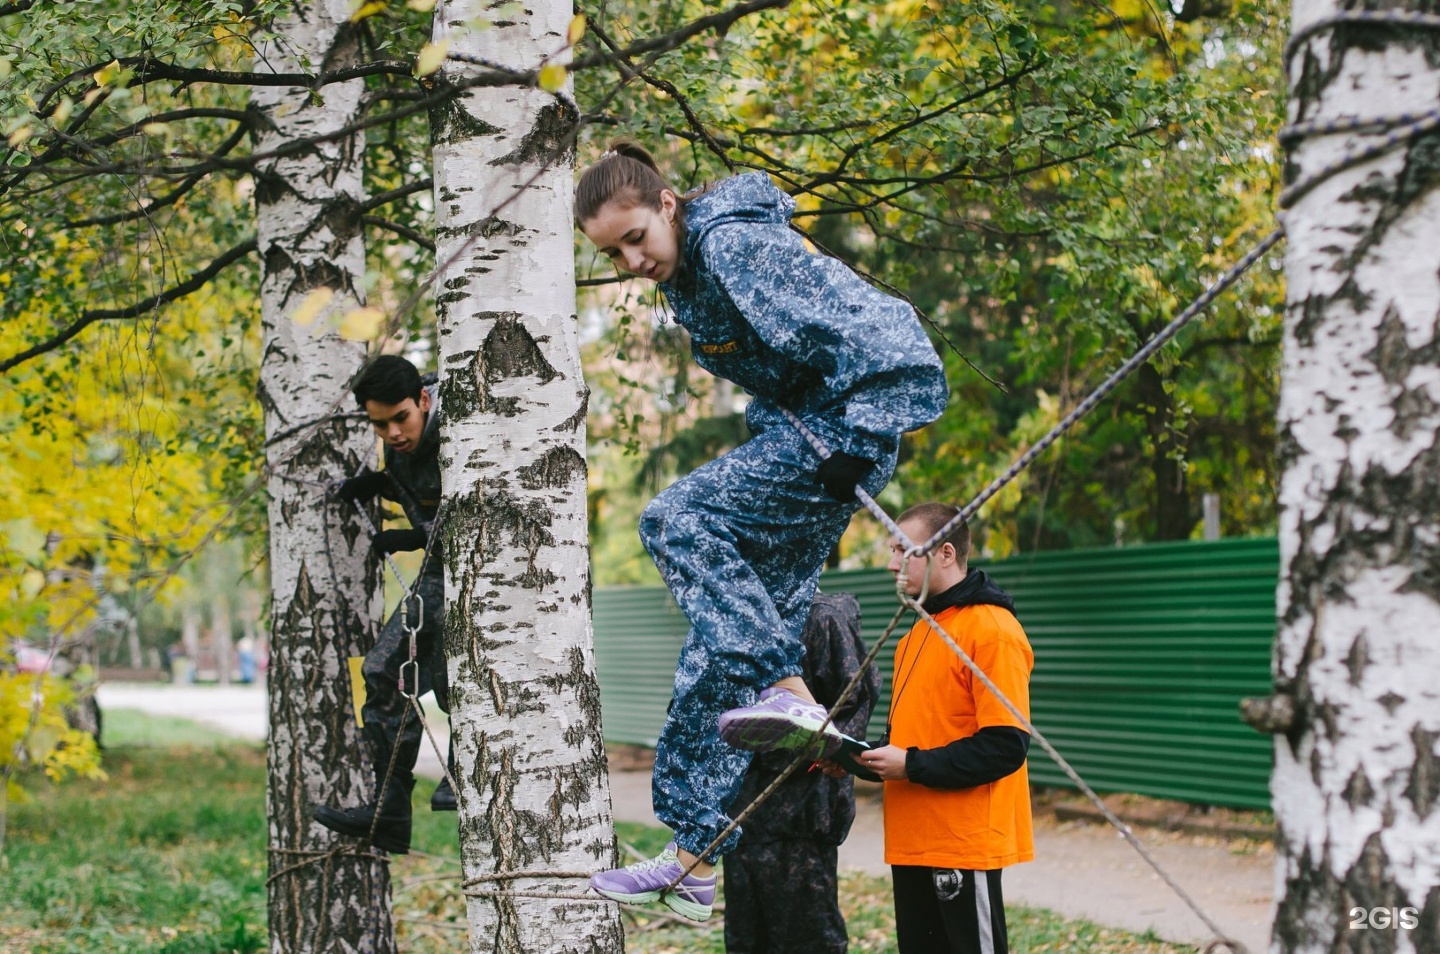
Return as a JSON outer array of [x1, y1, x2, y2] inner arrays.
[[36, 57, 416, 115], [362, 215, 433, 252], [359, 178, 433, 214], [64, 124, 250, 229], [571, 0, 792, 72], [0, 238, 258, 374]]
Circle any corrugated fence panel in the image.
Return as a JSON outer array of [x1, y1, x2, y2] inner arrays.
[[593, 536, 1279, 808]]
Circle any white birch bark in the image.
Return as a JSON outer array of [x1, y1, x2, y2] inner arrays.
[[430, 2, 623, 951], [1272, 2, 1440, 949], [253, 4, 392, 952]]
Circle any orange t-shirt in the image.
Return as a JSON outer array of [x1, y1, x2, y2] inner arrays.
[[882, 603, 1035, 870]]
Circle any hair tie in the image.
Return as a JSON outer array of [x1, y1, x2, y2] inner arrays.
[[599, 149, 619, 161]]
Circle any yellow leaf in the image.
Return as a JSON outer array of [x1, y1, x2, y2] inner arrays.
[[415, 38, 450, 77], [7, 126, 30, 148], [407, 0, 436, 10], [21, 569, 44, 599], [142, 123, 168, 137], [350, 1, 387, 22], [94, 60, 122, 88], [292, 287, 335, 326], [538, 63, 566, 93], [0, 58, 11, 79], [53, 98, 73, 125], [337, 306, 387, 341], [82, 88, 104, 107], [567, 13, 586, 45]]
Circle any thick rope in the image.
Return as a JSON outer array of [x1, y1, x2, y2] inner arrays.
[[752, 227, 1293, 951], [1279, 110, 1440, 210], [905, 598, 1249, 953], [1283, 9, 1440, 66], [905, 228, 1283, 559]]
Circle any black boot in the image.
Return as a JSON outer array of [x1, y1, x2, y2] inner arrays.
[[313, 769, 415, 854], [431, 738, 458, 811], [430, 776, 457, 812]]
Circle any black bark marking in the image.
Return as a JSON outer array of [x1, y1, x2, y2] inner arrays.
[[428, 89, 501, 147], [434, 214, 526, 244], [1418, 884, 1440, 950], [554, 387, 589, 433], [488, 99, 578, 167], [517, 445, 586, 490], [1377, 690, 1405, 714], [1409, 725, 1438, 819], [483, 314, 558, 384], [1346, 631, 1369, 686], [1343, 766, 1375, 808]]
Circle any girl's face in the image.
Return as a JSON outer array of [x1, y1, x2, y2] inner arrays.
[[581, 190, 680, 283]]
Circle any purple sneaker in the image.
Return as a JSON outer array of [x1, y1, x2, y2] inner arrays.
[[718, 688, 854, 758], [589, 843, 716, 921]]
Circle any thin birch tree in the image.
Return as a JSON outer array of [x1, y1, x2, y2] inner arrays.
[[429, 1, 624, 950], [254, 4, 394, 951], [1269, 1, 1440, 949]]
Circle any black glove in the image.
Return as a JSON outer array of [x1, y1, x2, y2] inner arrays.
[[331, 469, 388, 503], [817, 452, 876, 503], [373, 528, 427, 554]]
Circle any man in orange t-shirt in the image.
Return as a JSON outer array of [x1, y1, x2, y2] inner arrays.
[[854, 502, 1035, 954]]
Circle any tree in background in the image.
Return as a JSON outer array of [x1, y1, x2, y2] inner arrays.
[[251, 3, 394, 951], [1268, 0, 1440, 948], [429, 3, 625, 949]]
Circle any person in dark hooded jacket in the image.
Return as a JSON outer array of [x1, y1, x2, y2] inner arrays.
[[312, 355, 456, 856], [724, 591, 879, 954], [577, 139, 949, 922]]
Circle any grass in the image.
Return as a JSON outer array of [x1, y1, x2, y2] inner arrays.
[[1, 713, 1197, 954]]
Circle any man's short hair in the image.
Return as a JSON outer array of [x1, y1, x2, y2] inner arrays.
[[897, 502, 971, 563], [351, 355, 422, 408]]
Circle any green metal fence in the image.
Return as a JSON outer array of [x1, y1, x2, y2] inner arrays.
[[592, 536, 1278, 809]]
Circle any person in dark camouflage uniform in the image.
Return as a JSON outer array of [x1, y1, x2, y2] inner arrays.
[[724, 592, 879, 954], [313, 355, 453, 856], [579, 142, 946, 920]]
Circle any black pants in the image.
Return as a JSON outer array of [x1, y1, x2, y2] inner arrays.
[[892, 865, 1007, 954], [359, 572, 448, 778], [724, 840, 848, 954]]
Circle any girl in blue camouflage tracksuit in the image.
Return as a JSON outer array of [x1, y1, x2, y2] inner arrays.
[[579, 141, 948, 916]]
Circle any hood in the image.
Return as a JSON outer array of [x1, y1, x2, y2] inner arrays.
[[680, 172, 795, 257], [921, 568, 1016, 616]]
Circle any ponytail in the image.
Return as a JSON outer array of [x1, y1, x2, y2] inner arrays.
[[575, 138, 677, 224]]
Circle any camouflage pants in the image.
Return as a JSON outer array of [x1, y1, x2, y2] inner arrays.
[[643, 423, 895, 858], [724, 840, 848, 954], [360, 572, 448, 779]]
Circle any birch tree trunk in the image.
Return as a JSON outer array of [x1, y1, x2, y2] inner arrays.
[[253, 5, 392, 952], [1272, 3, 1440, 949], [430, 3, 624, 951]]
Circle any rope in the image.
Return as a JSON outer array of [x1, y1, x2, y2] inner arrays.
[[726, 226, 1294, 951], [905, 598, 1249, 952], [1284, 10, 1440, 66], [907, 229, 1283, 559], [1279, 110, 1440, 210], [759, 412, 1256, 947]]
